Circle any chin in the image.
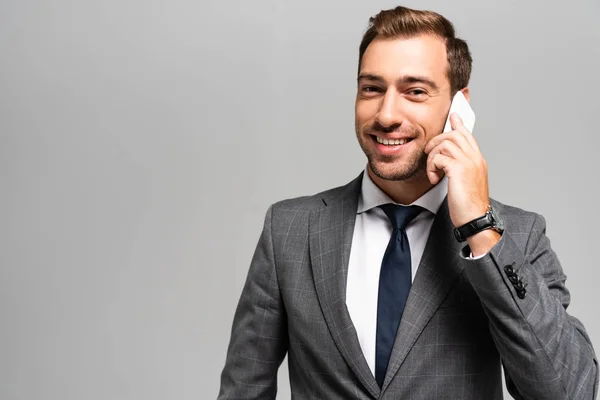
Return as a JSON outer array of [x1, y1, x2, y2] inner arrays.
[[370, 161, 409, 181], [368, 155, 427, 182]]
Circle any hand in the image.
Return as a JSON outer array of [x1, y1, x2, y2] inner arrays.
[[424, 113, 489, 229]]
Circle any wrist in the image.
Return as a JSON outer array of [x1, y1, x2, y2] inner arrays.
[[466, 229, 502, 257]]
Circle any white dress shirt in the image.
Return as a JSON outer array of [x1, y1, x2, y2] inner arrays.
[[346, 168, 448, 376]]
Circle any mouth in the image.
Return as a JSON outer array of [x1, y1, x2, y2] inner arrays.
[[372, 135, 413, 146], [368, 134, 415, 156]]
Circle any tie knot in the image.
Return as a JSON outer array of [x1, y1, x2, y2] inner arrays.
[[379, 204, 423, 230]]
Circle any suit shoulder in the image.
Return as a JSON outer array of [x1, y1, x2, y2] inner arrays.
[[259, 179, 357, 238], [270, 175, 362, 215]]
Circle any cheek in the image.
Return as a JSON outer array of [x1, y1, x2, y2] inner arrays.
[[413, 104, 447, 137], [407, 102, 434, 120], [355, 101, 378, 123]]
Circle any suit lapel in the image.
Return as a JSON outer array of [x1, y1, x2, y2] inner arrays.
[[309, 173, 381, 399], [382, 198, 467, 392]]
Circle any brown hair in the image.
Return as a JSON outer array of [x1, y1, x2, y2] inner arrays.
[[358, 6, 472, 95]]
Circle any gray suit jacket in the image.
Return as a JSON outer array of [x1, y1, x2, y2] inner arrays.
[[218, 172, 598, 399]]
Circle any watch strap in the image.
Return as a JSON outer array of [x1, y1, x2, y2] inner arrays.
[[453, 210, 495, 243]]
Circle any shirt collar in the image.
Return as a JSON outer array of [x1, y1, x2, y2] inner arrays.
[[357, 166, 448, 216]]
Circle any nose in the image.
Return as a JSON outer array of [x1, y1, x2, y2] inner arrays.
[[376, 88, 404, 131]]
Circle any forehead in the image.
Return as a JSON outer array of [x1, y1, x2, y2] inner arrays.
[[360, 35, 449, 86]]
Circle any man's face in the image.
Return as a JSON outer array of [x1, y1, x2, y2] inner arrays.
[[355, 34, 452, 182]]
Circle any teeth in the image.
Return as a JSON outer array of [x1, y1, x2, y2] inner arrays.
[[376, 137, 409, 146]]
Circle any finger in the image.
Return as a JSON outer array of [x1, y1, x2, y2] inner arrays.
[[450, 113, 480, 152], [449, 112, 465, 132], [427, 139, 465, 163], [425, 130, 474, 155], [427, 168, 444, 185], [426, 153, 454, 184]]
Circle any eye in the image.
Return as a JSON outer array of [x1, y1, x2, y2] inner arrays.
[[407, 88, 427, 96], [405, 88, 429, 101], [361, 86, 383, 94]]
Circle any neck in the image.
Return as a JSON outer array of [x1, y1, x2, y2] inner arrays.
[[367, 165, 436, 205]]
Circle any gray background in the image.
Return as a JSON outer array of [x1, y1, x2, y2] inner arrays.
[[1, 0, 598, 399]]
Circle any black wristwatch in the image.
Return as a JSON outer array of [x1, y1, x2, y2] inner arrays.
[[453, 206, 504, 243]]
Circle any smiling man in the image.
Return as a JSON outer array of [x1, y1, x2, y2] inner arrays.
[[218, 6, 598, 399]]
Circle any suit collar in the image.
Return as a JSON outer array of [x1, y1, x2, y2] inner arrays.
[[309, 172, 381, 398], [309, 172, 466, 396]]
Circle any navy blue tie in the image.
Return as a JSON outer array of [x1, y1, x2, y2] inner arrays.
[[375, 204, 423, 387]]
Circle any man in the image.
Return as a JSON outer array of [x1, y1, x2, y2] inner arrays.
[[218, 6, 598, 399]]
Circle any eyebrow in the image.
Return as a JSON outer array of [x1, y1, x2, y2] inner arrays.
[[357, 73, 440, 91]]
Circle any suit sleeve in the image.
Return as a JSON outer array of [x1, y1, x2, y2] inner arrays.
[[463, 213, 598, 399], [217, 205, 288, 399]]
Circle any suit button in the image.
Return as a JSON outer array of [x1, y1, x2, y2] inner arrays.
[[516, 289, 527, 299], [508, 275, 519, 284], [504, 265, 515, 276], [515, 281, 526, 290]]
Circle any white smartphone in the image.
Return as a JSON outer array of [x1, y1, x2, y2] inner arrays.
[[443, 91, 475, 134]]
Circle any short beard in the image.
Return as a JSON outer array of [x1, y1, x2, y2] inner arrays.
[[356, 120, 428, 182], [367, 150, 428, 181]]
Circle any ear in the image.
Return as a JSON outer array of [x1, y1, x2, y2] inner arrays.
[[460, 87, 470, 102]]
